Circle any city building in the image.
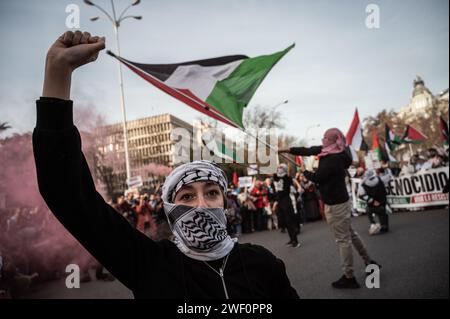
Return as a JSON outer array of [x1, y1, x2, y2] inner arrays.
[[95, 113, 193, 195]]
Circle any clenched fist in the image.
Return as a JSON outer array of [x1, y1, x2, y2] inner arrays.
[[43, 31, 105, 100], [46, 31, 106, 71]]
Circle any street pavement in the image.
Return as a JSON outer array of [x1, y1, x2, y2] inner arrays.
[[25, 209, 449, 299]]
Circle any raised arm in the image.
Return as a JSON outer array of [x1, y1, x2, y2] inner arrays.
[[278, 146, 322, 156], [34, 31, 161, 291]]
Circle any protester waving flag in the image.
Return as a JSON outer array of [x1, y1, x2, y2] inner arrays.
[[440, 116, 449, 145], [107, 44, 294, 128], [401, 125, 427, 144]]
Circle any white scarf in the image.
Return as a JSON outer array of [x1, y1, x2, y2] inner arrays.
[[161, 160, 236, 261], [164, 203, 236, 261]]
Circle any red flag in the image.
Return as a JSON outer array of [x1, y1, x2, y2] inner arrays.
[[346, 108, 368, 151], [232, 172, 239, 187]]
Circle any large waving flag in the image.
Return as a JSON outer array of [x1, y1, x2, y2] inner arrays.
[[401, 125, 427, 144], [346, 108, 368, 151], [107, 45, 294, 128]]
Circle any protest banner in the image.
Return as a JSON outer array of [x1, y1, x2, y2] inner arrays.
[[351, 167, 449, 212]]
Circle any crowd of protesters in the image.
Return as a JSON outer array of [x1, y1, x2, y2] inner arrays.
[[0, 205, 95, 298], [1, 142, 448, 297], [0, 183, 174, 298], [398, 147, 449, 176], [224, 171, 324, 242], [111, 183, 173, 241]]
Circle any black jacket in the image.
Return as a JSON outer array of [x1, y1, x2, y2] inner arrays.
[[33, 97, 299, 299], [273, 175, 296, 216], [360, 178, 388, 207], [289, 146, 352, 205]]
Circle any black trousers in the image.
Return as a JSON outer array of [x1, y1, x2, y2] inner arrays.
[[286, 213, 299, 243], [241, 207, 254, 233], [367, 206, 389, 230]]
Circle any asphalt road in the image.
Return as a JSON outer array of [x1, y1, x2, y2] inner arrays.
[[25, 209, 449, 299]]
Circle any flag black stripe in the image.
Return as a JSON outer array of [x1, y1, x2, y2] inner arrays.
[[121, 55, 248, 82]]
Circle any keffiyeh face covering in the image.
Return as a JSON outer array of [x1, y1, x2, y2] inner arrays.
[[162, 161, 236, 261], [276, 163, 288, 177]]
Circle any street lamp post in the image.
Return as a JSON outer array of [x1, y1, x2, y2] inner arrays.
[[270, 99, 289, 117], [85, 0, 142, 183]]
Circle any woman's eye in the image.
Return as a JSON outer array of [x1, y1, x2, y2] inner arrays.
[[180, 193, 194, 201], [206, 190, 220, 197]]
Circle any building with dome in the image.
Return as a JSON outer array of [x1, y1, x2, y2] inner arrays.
[[398, 76, 448, 123]]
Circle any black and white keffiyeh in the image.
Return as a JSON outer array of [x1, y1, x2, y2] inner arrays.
[[162, 160, 228, 203], [162, 161, 235, 261], [276, 163, 288, 177]]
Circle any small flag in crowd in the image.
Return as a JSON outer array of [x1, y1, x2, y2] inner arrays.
[[384, 124, 401, 162], [107, 44, 294, 128], [201, 132, 242, 163], [372, 128, 382, 161], [295, 156, 305, 172], [401, 125, 427, 144], [346, 108, 369, 151], [440, 116, 449, 145]]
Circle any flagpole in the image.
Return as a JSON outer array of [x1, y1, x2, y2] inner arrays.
[[409, 143, 414, 158], [85, 0, 142, 184]]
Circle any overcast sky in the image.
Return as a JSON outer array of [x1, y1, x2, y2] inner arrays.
[[0, 0, 448, 143]]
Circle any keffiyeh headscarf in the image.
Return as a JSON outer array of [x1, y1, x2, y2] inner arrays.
[[162, 161, 236, 261], [276, 163, 288, 178], [318, 128, 346, 158], [362, 169, 379, 187]]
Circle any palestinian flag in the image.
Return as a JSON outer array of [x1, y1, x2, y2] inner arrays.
[[201, 133, 242, 163], [384, 124, 402, 162], [385, 124, 402, 149], [346, 108, 369, 151], [295, 156, 305, 172], [384, 124, 401, 162], [372, 128, 382, 161], [440, 116, 449, 145], [107, 44, 294, 128], [401, 125, 427, 144]]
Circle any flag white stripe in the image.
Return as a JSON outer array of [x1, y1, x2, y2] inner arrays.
[[350, 123, 363, 150], [385, 141, 397, 162], [164, 60, 244, 100]]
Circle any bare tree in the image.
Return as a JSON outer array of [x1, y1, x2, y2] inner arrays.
[[243, 105, 285, 130], [0, 122, 11, 133]]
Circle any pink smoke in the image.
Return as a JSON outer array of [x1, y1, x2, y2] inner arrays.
[[0, 104, 109, 286], [138, 163, 173, 177]]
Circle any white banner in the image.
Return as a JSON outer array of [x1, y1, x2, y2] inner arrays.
[[238, 176, 253, 188], [127, 175, 143, 189], [247, 164, 259, 176], [351, 167, 449, 212]]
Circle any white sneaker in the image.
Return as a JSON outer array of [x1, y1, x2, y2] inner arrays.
[[369, 223, 381, 235]]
